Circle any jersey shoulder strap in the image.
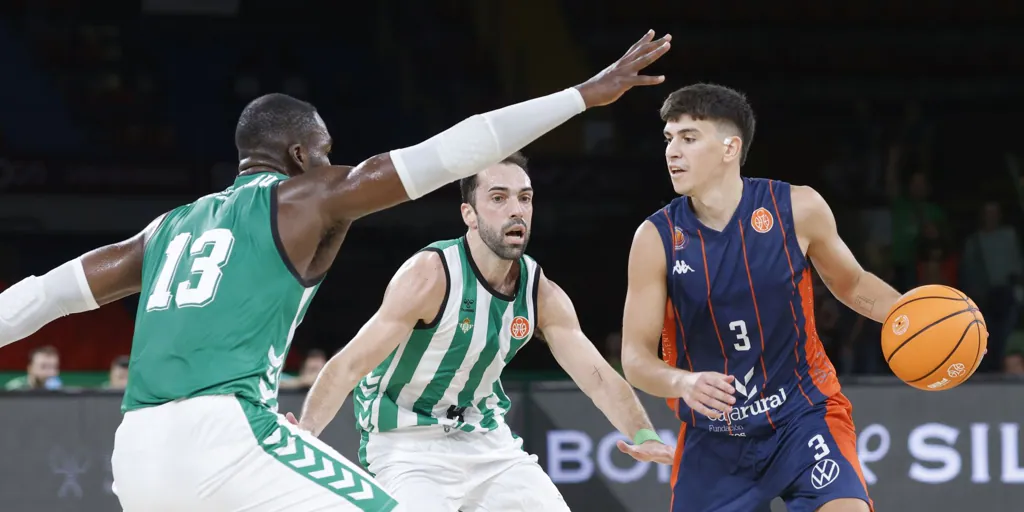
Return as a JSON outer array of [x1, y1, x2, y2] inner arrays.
[[412, 238, 464, 330], [520, 252, 541, 327], [520, 254, 541, 303], [646, 197, 689, 268]]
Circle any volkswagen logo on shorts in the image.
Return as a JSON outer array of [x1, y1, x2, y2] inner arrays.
[[810, 458, 840, 490]]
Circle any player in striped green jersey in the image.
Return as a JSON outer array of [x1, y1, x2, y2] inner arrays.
[[295, 153, 674, 511], [0, 31, 674, 511]]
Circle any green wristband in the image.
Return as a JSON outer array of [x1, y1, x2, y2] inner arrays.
[[633, 428, 663, 445]]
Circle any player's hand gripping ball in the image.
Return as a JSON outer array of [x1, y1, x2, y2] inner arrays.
[[881, 285, 988, 391]]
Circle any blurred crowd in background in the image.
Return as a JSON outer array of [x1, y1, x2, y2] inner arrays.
[[2, 1, 1023, 390]]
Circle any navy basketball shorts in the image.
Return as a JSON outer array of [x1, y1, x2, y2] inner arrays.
[[669, 394, 872, 512]]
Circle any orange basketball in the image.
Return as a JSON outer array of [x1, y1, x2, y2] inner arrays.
[[881, 284, 988, 391]]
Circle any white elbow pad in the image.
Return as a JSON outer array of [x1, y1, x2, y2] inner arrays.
[[0, 258, 99, 347]]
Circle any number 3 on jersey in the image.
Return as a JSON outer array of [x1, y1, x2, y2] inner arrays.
[[729, 320, 751, 351], [146, 228, 235, 311]]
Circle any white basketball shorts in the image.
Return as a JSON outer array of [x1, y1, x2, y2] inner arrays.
[[111, 394, 400, 512], [362, 423, 570, 512]]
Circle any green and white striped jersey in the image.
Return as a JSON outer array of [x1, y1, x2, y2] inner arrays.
[[354, 237, 539, 437]]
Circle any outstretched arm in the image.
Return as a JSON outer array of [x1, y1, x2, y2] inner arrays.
[[536, 273, 672, 464], [0, 214, 163, 348], [793, 185, 901, 323], [538, 274, 656, 438], [297, 251, 446, 436], [294, 31, 671, 222]]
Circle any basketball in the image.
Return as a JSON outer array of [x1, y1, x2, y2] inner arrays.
[[881, 285, 988, 391]]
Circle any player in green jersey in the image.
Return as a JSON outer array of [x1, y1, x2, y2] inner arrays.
[[295, 153, 675, 511], [0, 33, 672, 512]]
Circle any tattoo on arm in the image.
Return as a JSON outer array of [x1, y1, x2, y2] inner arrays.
[[855, 294, 875, 314], [593, 365, 603, 383]]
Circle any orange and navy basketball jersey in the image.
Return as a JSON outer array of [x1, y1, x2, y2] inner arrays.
[[648, 178, 841, 438]]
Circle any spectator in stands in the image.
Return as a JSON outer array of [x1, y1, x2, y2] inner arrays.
[[916, 222, 958, 286], [1004, 335, 1024, 376], [962, 200, 1024, 373], [280, 349, 328, 389], [4, 345, 61, 390], [103, 355, 130, 390], [887, 145, 946, 290]]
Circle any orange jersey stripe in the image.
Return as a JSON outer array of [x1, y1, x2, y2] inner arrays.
[[737, 219, 776, 430], [696, 229, 734, 436], [663, 299, 698, 424], [799, 268, 841, 397], [824, 393, 875, 511], [696, 229, 729, 375], [661, 300, 681, 415], [669, 422, 688, 511], [768, 181, 814, 407]]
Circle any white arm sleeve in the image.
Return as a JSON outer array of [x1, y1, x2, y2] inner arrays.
[[0, 258, 99, 348], [390, 87, 587, 199]]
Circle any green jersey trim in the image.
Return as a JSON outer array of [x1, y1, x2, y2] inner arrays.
[[413, 247, 451, 330], [269, 180, 326, 289], [461, 236, 522, 302]]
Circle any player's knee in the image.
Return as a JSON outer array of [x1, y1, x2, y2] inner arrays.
[[815, 497, 871, 512]]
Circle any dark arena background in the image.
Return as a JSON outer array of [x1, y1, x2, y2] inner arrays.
[[1, 1, 1023, 511]]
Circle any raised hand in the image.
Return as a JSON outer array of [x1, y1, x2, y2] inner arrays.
[[679, 371, 736, 420], [574, 30, 672, 108]]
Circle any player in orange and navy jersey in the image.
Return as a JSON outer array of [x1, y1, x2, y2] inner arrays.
[[620, 84, 903, 512]]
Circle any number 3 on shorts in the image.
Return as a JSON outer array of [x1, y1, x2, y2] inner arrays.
[[808, 434, 830, 461]]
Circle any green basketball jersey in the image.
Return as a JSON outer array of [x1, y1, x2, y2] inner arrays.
[[354, 237, 540, 441], [122, 171, 319, 414]]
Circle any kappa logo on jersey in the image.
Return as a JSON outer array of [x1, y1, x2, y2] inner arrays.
[[810, 458, 840, 490], [673, 226, 688, 250], [510, 316, 531, 340], [750, 207, 774, 233], [459, 317, 473, 334], [673, 260, 694, 275]]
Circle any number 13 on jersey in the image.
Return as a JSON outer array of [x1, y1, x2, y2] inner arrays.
[[146, 229, 235, 311]]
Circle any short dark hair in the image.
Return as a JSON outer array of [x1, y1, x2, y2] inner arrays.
[[305, 349, 326, 361], [459, 152, 529, 207], [660, 84, 756, 166], [29, 345, 58, 362], [234, 93, 319, 157]]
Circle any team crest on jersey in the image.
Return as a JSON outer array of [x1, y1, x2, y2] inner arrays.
[[750, 207, 774, 233], [673, 226, 688, 250], [510, 316, 531, 340], [460, 317, 474, 334]]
